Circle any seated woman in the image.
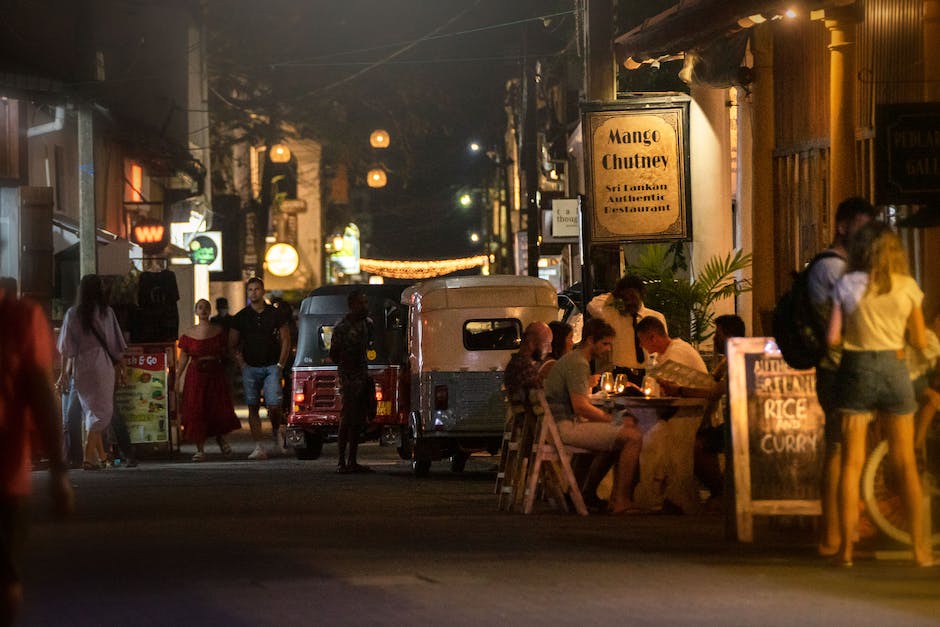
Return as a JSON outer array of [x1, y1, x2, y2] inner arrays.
[[538, 320, 574, 381], [543, 318, 642, 514]]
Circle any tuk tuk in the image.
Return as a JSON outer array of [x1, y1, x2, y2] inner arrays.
[[401, 275, 558, 476], [285, 283, 409, 459]]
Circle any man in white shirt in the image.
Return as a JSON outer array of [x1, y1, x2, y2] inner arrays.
[[587, 275, 666, 387], [633, 316, 709, 513]]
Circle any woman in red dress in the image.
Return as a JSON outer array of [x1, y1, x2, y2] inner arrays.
[[176, 299, 241, 461]]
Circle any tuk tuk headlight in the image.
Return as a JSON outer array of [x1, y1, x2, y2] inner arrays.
[[432, 409, 456, 430]]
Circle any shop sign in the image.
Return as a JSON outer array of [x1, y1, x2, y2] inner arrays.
[[876, 103, 940, 204], [551, 198, 580, 239], [582, 96, 691, 243], [115, 351, 169, 444], [186, 231, 223, 271]]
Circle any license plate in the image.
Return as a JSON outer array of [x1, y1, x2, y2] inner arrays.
[[376, 401, 391, 416]]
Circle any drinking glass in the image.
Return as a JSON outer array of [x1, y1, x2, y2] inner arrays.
[[614, 373, 628, 395], [599, 371, 614, 396]]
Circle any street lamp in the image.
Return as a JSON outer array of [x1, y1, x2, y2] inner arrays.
[[269, 143, 291, 163], [468, 141, 482, 153], [469, 232, 480, 243], [458, 192, 473, 208]]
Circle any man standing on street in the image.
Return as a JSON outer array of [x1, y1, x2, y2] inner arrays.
[[806, 197, 876, 557], [329, 290, 376, 474], [587, 275, 667, 387], [1, 281, 74, 625], [229, 277, 292, 460]]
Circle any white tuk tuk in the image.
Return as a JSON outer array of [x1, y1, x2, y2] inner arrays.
[[400, 275, 558, 476]]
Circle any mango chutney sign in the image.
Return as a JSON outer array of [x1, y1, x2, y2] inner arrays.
[[583, 98, 691, 242]]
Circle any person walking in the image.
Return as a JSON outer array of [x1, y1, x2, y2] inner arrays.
[[1, 281, 74, 625], [587, 275, 666, 387], [807, 196, 876, 557], [827, 222, 933, 567], [55, 274, 127, 470], [229, 278, 292, 460], [329, 289, 376, 474], [177, 299, 241, 462]]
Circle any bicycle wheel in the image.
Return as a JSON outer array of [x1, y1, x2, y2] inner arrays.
[[861, 440, 940, 546]]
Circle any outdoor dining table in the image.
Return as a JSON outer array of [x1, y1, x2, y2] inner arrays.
[[592, 393, 708, 513]]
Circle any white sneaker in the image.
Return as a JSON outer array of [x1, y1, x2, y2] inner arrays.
[[248, 444, 268, 460]]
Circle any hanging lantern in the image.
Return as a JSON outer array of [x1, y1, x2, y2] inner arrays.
[[269, 143, 291, 163], [367, 168, 387, 188], [369, 129, 390, 149]]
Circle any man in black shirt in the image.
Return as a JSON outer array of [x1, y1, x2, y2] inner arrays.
[[229, 277, 292, 460], [329, 290, 375, 473]]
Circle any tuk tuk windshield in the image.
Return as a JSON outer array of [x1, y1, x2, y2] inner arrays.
[[462, 318, 522, 351]]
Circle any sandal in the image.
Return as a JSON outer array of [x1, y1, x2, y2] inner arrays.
[[336, 463, 352, 474], [217, 437, 232, 457], [192, 452, 207, 463], [82, 461, 101, 471]]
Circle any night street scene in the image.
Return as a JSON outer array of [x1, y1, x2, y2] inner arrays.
[[2, 1, 940, 625]]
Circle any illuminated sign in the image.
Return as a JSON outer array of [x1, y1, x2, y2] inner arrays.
[[132, 219, 167, 255], [265, 242, 299, 277]]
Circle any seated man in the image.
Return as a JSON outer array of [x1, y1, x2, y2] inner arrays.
[[503, 321, 553, 398], [633, 316, 709, 514], [543, 318, 642, 514]]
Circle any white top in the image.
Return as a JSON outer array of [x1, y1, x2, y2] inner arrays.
[[657, 337, 708, 374], [833, 272, 924, 351], [586, 293, 666, 369]]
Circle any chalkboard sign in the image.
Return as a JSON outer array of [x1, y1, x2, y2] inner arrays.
[[727, 337, 824, 542]]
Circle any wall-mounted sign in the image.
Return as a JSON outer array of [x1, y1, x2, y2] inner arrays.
[[876, 103, 940, 204], [132, 219, 167, 255], [582, 96, 691, 243], [266, 242, 299, 277], [552, 198, 580, 239], [187, 231, 222, 271]]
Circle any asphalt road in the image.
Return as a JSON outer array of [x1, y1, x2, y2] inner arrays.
[[19, 424, 940, 626]]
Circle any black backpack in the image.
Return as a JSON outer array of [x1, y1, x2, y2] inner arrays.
[[772, 250, 844, 370]]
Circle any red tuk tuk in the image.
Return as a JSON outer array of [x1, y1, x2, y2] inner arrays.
[[285, 283, 409, 459]]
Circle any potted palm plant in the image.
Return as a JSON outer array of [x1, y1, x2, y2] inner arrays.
[[627, 243, 752, 348]]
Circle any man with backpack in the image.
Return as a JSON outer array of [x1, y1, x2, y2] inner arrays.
[[806, 197, 876, 557]]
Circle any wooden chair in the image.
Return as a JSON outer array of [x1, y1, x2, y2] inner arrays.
[[496, 390, 539, 512], [496, 388, 589, 515]]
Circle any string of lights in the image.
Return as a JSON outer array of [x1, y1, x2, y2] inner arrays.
[[359, 255, 488, 279]]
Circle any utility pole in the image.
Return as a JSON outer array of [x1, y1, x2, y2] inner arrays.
[[581, 0, 615, 306], [78, 105, 97, 277], [522, 6, 541, 278]]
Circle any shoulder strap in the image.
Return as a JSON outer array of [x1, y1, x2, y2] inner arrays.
[[89, 324, 120, 365]]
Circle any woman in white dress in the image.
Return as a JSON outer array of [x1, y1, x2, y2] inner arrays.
[[56, 275, 126, 470]]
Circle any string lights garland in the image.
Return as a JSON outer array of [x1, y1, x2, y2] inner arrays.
[[359, 255, 488, 279]]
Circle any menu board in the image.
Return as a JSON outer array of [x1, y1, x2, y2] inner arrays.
[[115, 350, 169, 443], [727, 337, 824, 542]]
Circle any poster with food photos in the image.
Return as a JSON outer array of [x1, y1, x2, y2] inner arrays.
[[115, 351, 169, 443]]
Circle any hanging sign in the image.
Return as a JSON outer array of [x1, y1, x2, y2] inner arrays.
[[582, 96, 691, 243], [876, 103, 940, 204]]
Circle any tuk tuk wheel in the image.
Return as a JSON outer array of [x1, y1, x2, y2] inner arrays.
[[294, 432, 324, 460], [396, 425, 413, 460], [413, 458, 431, 477], [450, 450, 470, 473]]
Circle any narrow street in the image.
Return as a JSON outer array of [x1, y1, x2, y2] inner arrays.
[[20, 424, 940, 627]]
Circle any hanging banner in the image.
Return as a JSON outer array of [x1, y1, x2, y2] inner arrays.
[[582, 96, 691, 243]]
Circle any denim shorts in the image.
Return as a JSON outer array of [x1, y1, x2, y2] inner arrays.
[[834, 350, 917, 416], [242, 364, 282, 408]]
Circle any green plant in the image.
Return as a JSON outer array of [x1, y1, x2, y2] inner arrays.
[[628, 244, 752, 347]]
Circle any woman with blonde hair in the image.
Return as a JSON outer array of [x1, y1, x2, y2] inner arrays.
[[177, 299, 241, 461], [827, 222, 933, 567]]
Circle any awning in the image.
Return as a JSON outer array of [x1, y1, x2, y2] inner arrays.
[[613, 0, 852, 66]]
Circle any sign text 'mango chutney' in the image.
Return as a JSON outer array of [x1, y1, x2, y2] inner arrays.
[[585, 99, 690, 243]]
